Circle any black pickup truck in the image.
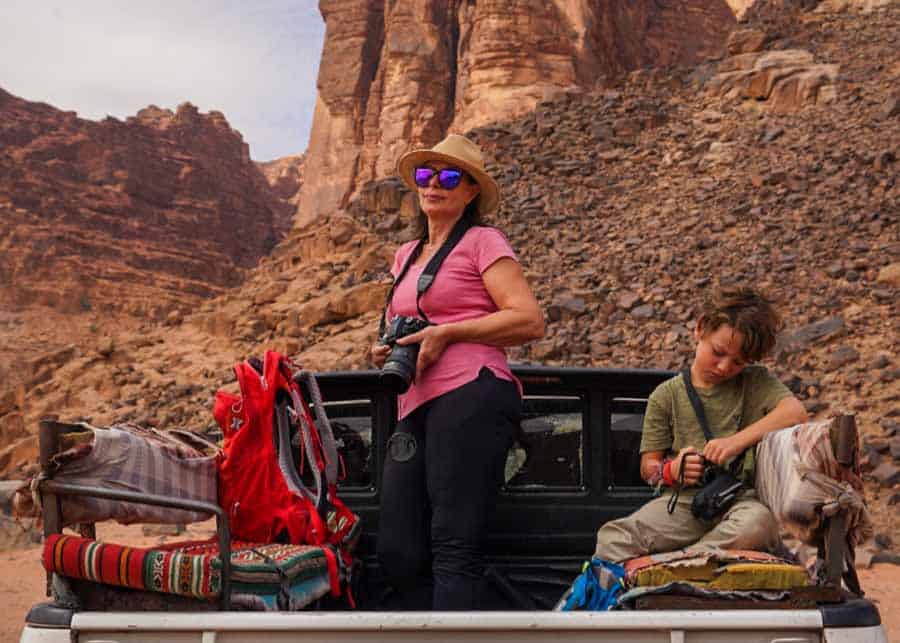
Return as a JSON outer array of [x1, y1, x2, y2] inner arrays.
[[21, 365, 887, 643]]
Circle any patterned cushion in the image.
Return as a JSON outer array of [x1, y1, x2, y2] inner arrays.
[[43, 534, 334, 608], [624, 548, 810, 591]]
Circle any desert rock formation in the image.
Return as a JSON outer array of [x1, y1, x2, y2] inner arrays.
[[0, 92, 291, 319], [299, 0, 737, 224], [257, 154, 306, 215], [707, 49, 840, 112], [728, 0, 760, 17]]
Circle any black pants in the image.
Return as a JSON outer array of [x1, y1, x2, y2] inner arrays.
[[376, 367, 520, 610]]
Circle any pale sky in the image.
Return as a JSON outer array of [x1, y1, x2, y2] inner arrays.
[[0, 1, 325, 161]]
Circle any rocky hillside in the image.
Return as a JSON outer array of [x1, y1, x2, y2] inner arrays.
[[299, 0, 737, 224], [1, 1, 898, 547], [0, 92, 292, 320], [0, 91, 302, 398]]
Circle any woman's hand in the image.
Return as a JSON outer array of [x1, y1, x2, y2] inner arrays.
[[370, 343, 390, 368], [702, 434, 746, 466], [396, 325, 450, 381], [672, 446, 705, 487]]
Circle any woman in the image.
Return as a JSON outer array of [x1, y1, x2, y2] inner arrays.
[[371, 134, 544, 610]]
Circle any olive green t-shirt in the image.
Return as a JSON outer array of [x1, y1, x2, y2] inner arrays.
[[639, 365, 791, 484]]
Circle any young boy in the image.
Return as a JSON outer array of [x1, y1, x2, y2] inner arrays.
[[594, 287, 808, 562]]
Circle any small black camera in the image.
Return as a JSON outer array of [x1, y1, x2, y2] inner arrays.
[[380, 315, 430, 394], [690, 459, 744, 521]]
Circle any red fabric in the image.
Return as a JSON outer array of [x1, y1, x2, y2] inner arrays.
[[662, 460, 674, 486], [322, 544, 340, 597], [215, 351, 324, 545], [126, 545, 144, 588], [43, 534, 154, 591]]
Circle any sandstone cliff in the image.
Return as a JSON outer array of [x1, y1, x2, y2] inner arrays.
[[0, 91, 292, 319], [298, 0, 737, 224], [257, 154, 305, 206]]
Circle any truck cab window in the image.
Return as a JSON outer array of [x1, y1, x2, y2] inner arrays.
[[608, 397, 647, 489], [318, 398, 374, 490], [504, 395, 584, 490]]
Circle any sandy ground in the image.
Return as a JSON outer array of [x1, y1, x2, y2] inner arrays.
[[1, 523, 898, 643]]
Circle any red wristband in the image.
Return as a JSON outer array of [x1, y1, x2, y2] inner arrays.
[[662, 459, 674, 486]]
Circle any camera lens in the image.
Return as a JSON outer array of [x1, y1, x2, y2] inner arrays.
[[380, 343, 419, 394]]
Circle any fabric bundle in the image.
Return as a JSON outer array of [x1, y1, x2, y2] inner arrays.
[[30, 421, 219, 526], [755, 418, 872, 548]]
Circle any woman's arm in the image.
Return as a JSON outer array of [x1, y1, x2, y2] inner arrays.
[[396, 257, 544, 378], [439, 257, 544, 346], [703, 395, 808, 465]]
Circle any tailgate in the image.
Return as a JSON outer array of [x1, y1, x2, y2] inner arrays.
[[69, 610, 825, 643]]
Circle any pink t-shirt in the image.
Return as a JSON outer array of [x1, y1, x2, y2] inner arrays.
[[388, 226, 521, 419]]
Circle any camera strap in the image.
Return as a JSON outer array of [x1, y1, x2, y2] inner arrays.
[[378, 216, 473, 336], [681, 368, 746, 476]]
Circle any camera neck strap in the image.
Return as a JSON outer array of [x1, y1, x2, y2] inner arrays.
[[379, 216, 473, 336], [680, 368, 745, 474]]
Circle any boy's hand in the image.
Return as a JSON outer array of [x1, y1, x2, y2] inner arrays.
[[672, 447, 704, 486], [703, 434, 745, 465]]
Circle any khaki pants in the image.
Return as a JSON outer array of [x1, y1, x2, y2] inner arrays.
[[594, 489, 779, 563]]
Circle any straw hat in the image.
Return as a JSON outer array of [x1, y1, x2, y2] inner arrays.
[[396, 134, 500, 215]]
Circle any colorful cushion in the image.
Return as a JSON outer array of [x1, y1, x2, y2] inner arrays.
[[707, 562, 810, 591], [624, 548, 810, 591], [43, 534, 333, 608]]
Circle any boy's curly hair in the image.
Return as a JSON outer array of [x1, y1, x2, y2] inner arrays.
[[697, 287, 781, 362]]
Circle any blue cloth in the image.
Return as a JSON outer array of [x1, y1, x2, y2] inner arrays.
[[561, 559, 626, 611]]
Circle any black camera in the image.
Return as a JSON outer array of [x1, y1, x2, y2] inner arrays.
[[690, 459, 744, 521], [379, 315, 430, 394]]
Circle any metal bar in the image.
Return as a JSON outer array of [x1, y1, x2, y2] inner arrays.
[[825, 513, 847, 589], [829, 414, 858, 594], [41, 481, 221, 515], [38, 419, 62, 539], [71, 609, 825, 631], [38, 419, 62, 597], [834, 415, 856, 468]]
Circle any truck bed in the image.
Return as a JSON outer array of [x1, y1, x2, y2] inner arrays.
[[21, 367, 888, 642]]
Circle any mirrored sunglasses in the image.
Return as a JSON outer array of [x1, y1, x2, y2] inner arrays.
[[413, 166, 464, 189]]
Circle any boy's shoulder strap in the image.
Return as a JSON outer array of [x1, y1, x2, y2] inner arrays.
[[681, 368, 747, 474], [681, 368, 714, 442]]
